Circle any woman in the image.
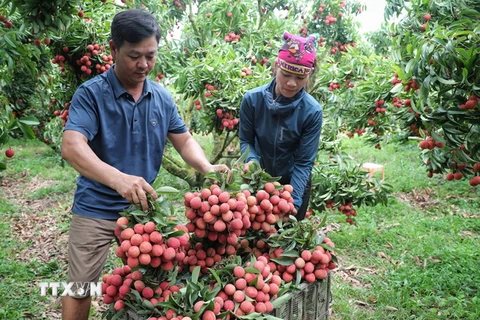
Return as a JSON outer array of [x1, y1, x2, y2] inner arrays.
[[239, 32, 323, 221]]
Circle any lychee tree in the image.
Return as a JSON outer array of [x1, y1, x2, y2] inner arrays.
[[1, 0, 398, 204], [0, 105, 39, 172], [385, 0, 480, 186]]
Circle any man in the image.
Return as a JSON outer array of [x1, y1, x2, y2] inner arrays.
[[61, 9, 229, 319]]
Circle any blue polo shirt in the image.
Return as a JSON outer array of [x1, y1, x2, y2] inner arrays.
[[64, 66, 187, 220]]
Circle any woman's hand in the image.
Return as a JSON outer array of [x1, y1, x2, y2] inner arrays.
[[243, 160, 254, 173]]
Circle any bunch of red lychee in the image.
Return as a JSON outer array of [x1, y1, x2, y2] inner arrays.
[[328, 82, 341, 91], [184, 185, 252, 245], [459, 95, 479, 110], [224, 32, 241, 42], [272, 241, 337, 284], [374, 99, 387, 113], [204, 84, 218, 98], [114, 217, 190, 271], [215, 259, 277, 317], [181, 241, 228, 274], [216, 109, 239, 131], [102, 266, 181, 311], [419, 137, 444, 150], [76, 44, 113, 75]]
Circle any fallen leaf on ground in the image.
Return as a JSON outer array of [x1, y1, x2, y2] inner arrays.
[[377, 252, 387, 258], [386, 306, 398, 311]]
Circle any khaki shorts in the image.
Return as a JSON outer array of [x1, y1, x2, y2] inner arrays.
[[67, 213, 117, 298]]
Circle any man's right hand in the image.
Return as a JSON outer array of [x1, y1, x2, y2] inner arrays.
[[113, 174, 158, 212]]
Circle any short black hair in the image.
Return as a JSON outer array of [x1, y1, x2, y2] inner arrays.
[[111, 9, 161, 49]]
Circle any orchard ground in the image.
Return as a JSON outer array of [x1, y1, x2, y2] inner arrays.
[[0, 136, 479, 320]]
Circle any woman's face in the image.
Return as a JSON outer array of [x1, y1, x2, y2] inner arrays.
[[274, 67, 310, 98]]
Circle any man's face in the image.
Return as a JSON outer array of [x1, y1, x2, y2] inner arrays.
[[274, 67, 310, 98], [111, 36, 158, 88]]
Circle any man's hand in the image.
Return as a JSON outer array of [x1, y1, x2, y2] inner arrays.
[[208, 164, 232, 182], [113, 174, 158, 212]]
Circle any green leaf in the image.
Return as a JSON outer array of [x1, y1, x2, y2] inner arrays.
[[238, 313, 283, 320], [405, 59, 415, 74], [208, 268, 223, 288], [3, 35, 16, 48], [271, 292, 291, 308], [155, 186, 180, 194], [270, 257, 294, 266], [295, 269, 302, 287], [110, 309, 125, 320], [18, 122, 36, 139], [240, 183, 251, 190], [436, 77, 456, 85], [244, 266, 260, 274], [166, 294, 181, 309], [18, 116, 39, 126], [0, 131, 8, 145], [130, 210, 148, 217], [142, 299, 155, 310], [390, 83, 404, 93], [191, 265, 200, 284], [234, 146, 249, 166]]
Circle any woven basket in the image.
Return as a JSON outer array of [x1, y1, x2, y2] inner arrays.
[[270, 273, 331, 320], [124, 273, 331, 320]]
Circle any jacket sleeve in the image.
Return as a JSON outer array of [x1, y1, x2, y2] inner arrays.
[[239, 94, 261, 163], [290, 108, 323, 209]]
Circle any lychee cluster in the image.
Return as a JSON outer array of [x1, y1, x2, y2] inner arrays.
[[419, 137, 444, 150], [224, 32, 241, 42], [459, 95, 479, 110], [101, 266, 181, 311], [374, 99, 387, 113], [204, 83, 218, 98], [76, 44, 113, 76], [0, 15, 12, 28], [216, 109, 239, 131], [114, 218, 190, 271]]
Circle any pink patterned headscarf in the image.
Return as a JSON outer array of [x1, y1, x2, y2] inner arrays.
[[276, 32, 316, 75]]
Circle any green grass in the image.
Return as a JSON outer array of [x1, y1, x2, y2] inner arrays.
[[326, 136, 480, 320], [0, 136, 479, 319]]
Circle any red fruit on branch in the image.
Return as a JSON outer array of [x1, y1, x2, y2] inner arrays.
[[469, 176, 480, 187], [473, 163, 480, 173], [465, 99, 477, 110], [424, 13, 431, 21]]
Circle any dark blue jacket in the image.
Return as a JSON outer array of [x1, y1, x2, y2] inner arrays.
[[239, 79, 323, 209]]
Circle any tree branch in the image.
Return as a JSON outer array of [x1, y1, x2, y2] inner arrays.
[[211, 131, 238, 164], [161, 153, 197, 188]]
